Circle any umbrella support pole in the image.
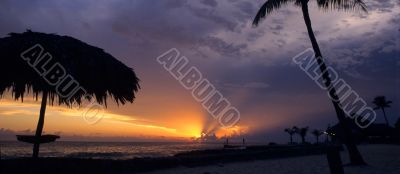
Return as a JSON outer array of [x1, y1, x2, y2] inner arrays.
[[32, 91, 48, 158]]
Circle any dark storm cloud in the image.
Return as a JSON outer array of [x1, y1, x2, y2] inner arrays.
[[366, 0, 396, 13], [201, 0, 218, 8], [234, 1, 255, 16], [198, 36, 247, 57], [164, 0, 188, 8], [186, 5, 238, 31]]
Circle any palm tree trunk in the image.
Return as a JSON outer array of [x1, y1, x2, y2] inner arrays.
[[381, 108, 389, 126], [300, 1, 366, 165], [32, 91, 48, 158], [290, 135, 293, 144], [316, 136, 319, 144]]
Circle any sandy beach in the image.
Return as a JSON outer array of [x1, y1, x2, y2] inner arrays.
[[144, 145, 400, 174]]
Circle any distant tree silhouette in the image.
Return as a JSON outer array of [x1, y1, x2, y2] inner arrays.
[[284, 127, 297, 144], [253, 0, 368, 165], [373, 96, 393, 126], [312, 129, 323, 144], [395, 118, 400, 129], [294, 127, 309, 144]]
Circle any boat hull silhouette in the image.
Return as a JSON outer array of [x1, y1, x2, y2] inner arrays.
[[16, 135, 60, 144]]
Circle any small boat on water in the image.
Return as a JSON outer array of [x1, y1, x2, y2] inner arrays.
[[16, 135, 60, 144]]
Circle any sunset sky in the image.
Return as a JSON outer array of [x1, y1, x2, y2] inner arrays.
[[0, 0, 399, 142]]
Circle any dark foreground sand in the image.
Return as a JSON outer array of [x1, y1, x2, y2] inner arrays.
[[2, 144, 398, 174], [144, 145, 400, 174]]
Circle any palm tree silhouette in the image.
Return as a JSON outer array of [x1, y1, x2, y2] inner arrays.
[[284, 127, 297, 144], [373, 96, 393, 126], [311, 129, 323, 144], [253, 0, 367, 165], [294, 126, 308, 144]]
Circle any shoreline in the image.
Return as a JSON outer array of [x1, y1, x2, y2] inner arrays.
[[2, 144, 398, 174], [1, 144, 334, 174]]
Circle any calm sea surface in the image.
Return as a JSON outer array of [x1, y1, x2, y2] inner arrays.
[[0, 141, 223, 159]]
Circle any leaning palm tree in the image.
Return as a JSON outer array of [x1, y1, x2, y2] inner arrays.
[[372, 96, 392, 126], [253, 0, 367, 165], [284, 127, 296, 144], [311, 129, 323, 144]]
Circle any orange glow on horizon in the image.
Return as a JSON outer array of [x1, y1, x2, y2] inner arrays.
[[215, 126, 249, 138], [0, 98, 209, 140]]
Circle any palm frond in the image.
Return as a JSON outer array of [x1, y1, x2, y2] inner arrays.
[[383, 104, 391, 108], [0, 31, 140, 107], [253, 0, 295, 26], [317, 0, 368, 13]]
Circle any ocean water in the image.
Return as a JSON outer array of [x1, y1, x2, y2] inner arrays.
[[0, 141, 223, 159]]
